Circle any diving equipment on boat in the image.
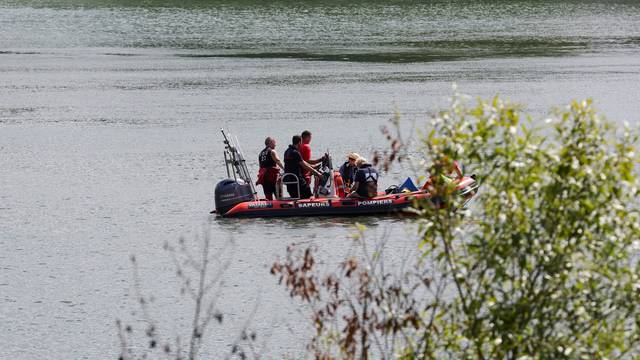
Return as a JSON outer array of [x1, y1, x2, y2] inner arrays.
[[315, 153, 334, 197]]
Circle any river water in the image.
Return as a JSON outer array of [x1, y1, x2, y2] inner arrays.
[[1, 0, 639, 358]]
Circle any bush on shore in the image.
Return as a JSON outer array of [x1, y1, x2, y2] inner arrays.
[[273, 95, 640, 359]]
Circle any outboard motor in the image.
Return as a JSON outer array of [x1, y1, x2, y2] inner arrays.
[[214, 178, 254, 215], [213, 129, 258, 215], [455, 174, 480, 208], [456, 174, 479, 200]]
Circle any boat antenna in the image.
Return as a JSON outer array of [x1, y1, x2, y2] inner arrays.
[[221, 128, 257, 199]]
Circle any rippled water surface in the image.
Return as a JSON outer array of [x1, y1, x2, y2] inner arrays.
[[1, 0, 640, 358]]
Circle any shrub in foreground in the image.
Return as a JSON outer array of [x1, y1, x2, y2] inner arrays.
[[273, 95, 640, 359]]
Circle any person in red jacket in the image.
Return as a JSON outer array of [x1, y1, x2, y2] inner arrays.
[[299, 130, 324, 188]]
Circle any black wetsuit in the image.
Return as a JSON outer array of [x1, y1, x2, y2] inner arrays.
[[354, 165, 379, 198], [258, 147, 278, 200], [283, 144, 311, 199]]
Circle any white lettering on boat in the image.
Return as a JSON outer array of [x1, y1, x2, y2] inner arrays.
[[248, 202, 273, 209], [297, 202, 331, 208], [358, 199, 394, 206]]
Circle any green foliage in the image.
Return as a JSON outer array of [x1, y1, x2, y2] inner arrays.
[[274, 94, 640, 360], [413, 95, 640, 359]]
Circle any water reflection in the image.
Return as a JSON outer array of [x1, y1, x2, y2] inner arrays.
[[206, 36, 590, 63], [7, 0, 640, 9], [215, 213, 414, 233], [2, 0, 639, 63]]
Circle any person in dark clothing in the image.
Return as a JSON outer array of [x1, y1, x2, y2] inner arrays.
[[348, 157, 379, 198], [338, 152, 360, 188], [256, 137, 284, 200], [284, 135, 322, 199]]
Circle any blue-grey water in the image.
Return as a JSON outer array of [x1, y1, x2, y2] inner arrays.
[[1, 1, 640, 358]]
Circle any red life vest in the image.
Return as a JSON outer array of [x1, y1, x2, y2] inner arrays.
[[256, 147, 279, 185]]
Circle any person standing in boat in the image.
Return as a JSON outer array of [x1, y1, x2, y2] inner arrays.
[[284, 135, 322, 199], [299, 130, 325, 190], [256, 137, 284, 200], [348, 157, 379, 198]]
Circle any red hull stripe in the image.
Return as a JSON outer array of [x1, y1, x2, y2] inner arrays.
[[221, 176, 477, 218], [222, 192, 425, 218]]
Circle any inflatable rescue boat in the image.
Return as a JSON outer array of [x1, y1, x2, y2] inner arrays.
[[213, 129, 478, 218]]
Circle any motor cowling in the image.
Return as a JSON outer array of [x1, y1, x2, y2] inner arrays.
[[214, 179, 254, 215], [455, 175, 479, 200]]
